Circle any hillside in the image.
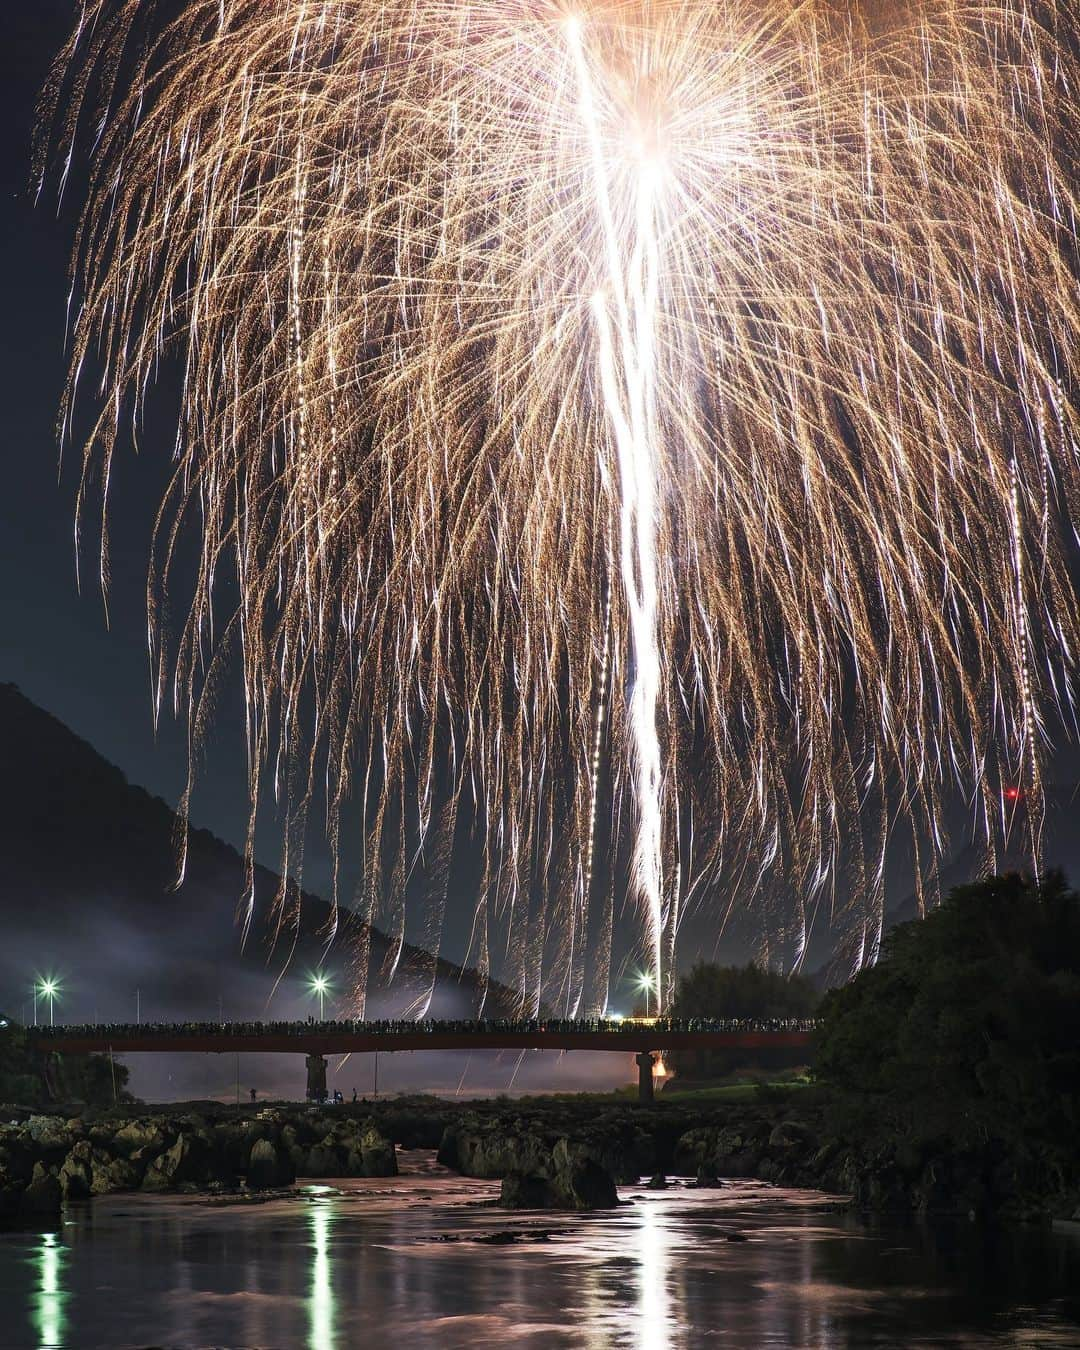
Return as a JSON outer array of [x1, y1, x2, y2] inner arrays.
[[0, 684, 525, 1097]]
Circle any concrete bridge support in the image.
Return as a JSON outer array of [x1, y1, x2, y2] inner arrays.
[[305, 1052, 328, 1103], [635, 1051, 657, 1103]]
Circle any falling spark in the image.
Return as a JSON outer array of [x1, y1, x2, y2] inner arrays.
[[39, 0, 1080, 1008]]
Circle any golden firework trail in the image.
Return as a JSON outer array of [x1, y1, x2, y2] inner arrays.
[[39, 0, 1080, 1009]]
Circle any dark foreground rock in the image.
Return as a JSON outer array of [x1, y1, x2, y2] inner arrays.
[[497, 1138, 620, 1211], [4, 1085, 1073, 1225], [0, 1107, 397, 1218]]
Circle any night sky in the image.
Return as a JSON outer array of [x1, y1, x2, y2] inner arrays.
[[5, 4, 1079, 1050], [1, 4, 281, 876]]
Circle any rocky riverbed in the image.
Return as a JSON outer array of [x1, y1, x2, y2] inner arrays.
[[0, 1106, 397, 1224], [3, 1088, 1074, 1227]]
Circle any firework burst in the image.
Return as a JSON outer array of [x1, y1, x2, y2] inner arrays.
[[40, 0, 1080, 1010]]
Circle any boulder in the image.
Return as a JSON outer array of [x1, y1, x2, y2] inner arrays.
[[247, 1138, 295, 1190], [25, 1116, 72, 1154], [113, 1120, 169, 1157], [500, 1174, 559, 1209], [92, 1155, 139, 1195], [768, 1120, 816, 1154], [141, 1132, 227, 1192], [23, 1163, 62, 1219], [672, 1127, 714, 1175], [59, 1142, 93, 1200], [550, 1139, 618, 1210], [356, 1121, 397, 1178], [439, 1124, 551, 1180], [301, 1140, 345, 1177]]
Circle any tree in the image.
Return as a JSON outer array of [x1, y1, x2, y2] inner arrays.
[[666, 961, 818, 1082], [0, 1016, 131, 1107], [671, 961, 818, 1021], [815, 871, 1080, 1176]]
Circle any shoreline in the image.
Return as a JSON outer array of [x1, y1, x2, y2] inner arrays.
[[4, 1087, 1071, 1229]]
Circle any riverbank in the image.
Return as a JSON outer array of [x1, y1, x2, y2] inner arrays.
[[3, 1082, 1075, 1227]]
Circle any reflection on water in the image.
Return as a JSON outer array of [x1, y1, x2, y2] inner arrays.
[[636, 1202, 670, 1349], [0, 1167, 1076, 1350], [308, 1195, 335, 1350], [33, 1231, 66, 1349]]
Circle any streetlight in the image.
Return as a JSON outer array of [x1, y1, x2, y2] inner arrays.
[[308, 972, 332, 1020], [635, 971, 657, 1018], [36, 978, 60, 1028]]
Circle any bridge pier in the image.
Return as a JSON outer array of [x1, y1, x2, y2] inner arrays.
[[305, 1052, 328, 1103], [635, 1051, 657, 1103]]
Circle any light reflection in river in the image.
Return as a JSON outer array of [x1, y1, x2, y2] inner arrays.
[[308, 1195, 335, 1350], [636, 1203, 671, 1349], [0, 1171, 1076, 1348], [32, 1231, 66, 1349]]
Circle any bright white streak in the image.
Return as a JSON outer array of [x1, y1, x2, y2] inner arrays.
[[568, 16, 665, 998]]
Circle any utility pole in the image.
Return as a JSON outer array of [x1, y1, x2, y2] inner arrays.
[[136, 988, 141, 1024]]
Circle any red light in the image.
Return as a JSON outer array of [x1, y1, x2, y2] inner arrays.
[[1004, 787, 1021, 802]]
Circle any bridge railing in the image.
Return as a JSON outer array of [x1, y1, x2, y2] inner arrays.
[[27, 1015, 819, 1041]]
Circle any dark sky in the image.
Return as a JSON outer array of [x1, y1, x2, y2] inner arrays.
[[1, 3, 259, 864], [7, 4, 1080, 1028]]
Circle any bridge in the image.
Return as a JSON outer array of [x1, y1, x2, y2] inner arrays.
[[28, 1019, 817, 1102]]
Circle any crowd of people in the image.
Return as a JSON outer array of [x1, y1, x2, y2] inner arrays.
[[30, 1015, 818, 1039]]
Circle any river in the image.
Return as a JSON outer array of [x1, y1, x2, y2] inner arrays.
[[2, 1153, 1077, 1348]]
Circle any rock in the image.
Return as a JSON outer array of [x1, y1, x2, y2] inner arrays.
[[550, 1139, 618, 1210], [768, 1120, 816, 1154], [356, 1121, 397, 1178], [500, 1174, 558, 1209], [141, 1132, 227, 1193], [59, 1142, 93, 1200], [723, 1149, 763, 1179], [301, 1140, 345, 1177], [92, 1155, 138, 1195], [23, 1163, 62, 1219], [247, 1138, 295, 1190], [646, 1173, 668, 1190], [438, 1121, 550, 1180], [25, 1116, 72, 1154], [113, 1120, 169, 1157], [694, 1168, 723, 1189], [436, 1124, 463, 1171], [809, 1142, 839, 1172], [672, 1127, 714, 1174], [0, 1177, 22, 1222]]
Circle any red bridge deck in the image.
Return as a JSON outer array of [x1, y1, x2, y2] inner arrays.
[[32, 1028, 813, 1056]]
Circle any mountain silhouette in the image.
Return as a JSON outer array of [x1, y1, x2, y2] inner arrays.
[[0, 683, 525, 1097]]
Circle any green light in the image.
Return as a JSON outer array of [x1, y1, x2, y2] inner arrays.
[[32, 1232, 67, 1349], [308, 1200, 335, 1349]]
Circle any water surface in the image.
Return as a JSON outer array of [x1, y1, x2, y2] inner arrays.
[[3, 1154, 1078, 1348]]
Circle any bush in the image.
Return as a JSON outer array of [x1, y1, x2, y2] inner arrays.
[[815, 871, 1080, 1166]]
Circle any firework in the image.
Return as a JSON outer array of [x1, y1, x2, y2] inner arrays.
[[40, 0, 1080, 1009]]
